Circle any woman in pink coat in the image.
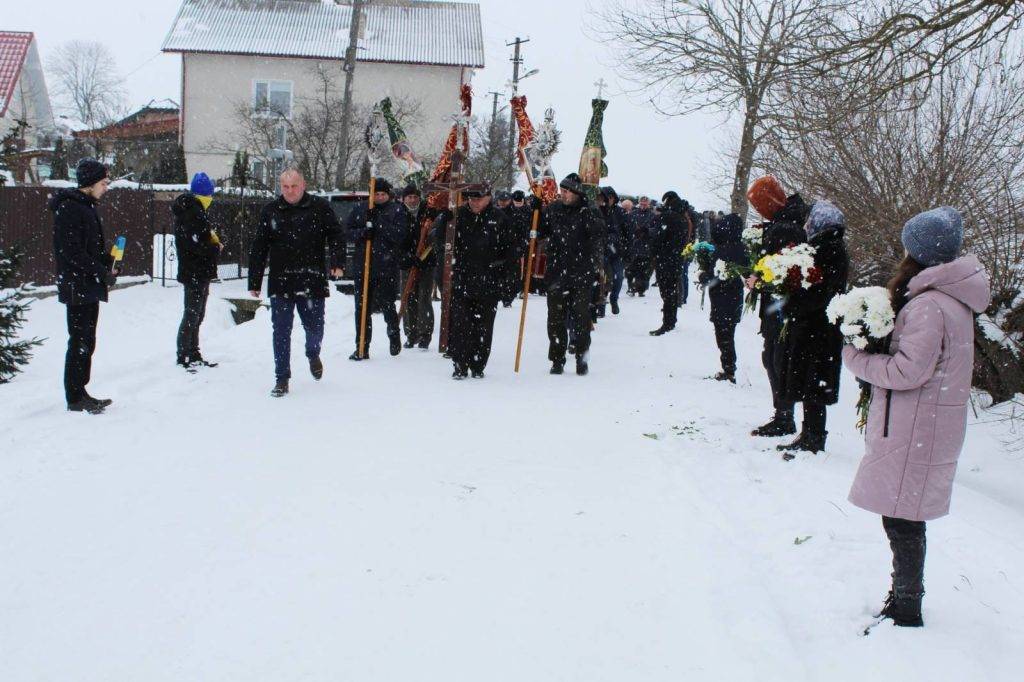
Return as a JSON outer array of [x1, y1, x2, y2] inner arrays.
[[843, 206, 990, 628]]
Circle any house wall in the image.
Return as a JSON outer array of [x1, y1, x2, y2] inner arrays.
[[1, 40, 54, 148], [180, 52, 468, 186]]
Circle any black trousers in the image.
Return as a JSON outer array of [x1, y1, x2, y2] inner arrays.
[[353, 281, 400, 351], [657, 273, 680, 328], [713, 318, 738, 375], [176, 282, 210, 361], [761, 316, 795, 415], [547, 283, 592, 363], [64, 303, 99, 403], [802, 401, 827, 435], [401, 268, 435, 345], [883, 516, 926, 598], [450, 294, 498, 372]]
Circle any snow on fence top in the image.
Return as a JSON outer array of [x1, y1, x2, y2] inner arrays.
[[161, 0, 485, 68]]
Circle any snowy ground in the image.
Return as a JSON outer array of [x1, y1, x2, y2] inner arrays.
[[2, 279, 1022, 681]]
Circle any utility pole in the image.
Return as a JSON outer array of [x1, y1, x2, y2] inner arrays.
[[336, 0, 366, 190], [505, 37, 528, 190], [488, 90, 502, 121]]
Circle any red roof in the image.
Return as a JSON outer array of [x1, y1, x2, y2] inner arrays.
[[0, 31, 33, 118]]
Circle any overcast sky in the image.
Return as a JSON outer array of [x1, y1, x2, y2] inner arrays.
[[11, 0, 734, 208]]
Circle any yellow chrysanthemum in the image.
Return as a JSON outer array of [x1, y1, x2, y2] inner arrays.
[[753, 256, 776, 283]]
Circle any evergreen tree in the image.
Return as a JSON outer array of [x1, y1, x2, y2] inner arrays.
[[156, 143, 188, 184], [0, 247, 43, 383], [231, 150, 251, 188], [50, 137, 69, 180]]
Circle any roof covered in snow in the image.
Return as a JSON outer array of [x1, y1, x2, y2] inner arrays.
[[161, 0, 484, 68], [0, 31, 34, 118]]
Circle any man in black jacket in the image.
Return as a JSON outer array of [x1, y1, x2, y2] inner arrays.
[[174, 172, 222, 369], [248, 168, 345, 397], [699, 213, 746, 382], [437, 184, 521, 379], [344, 178, 415, 360], [626, 195, 656, 296], [399, 185, 436, 349], [539, 173, 603, 375], [649, 191, 688, 335], [50, 158, 117, 413], [749, 191, 809, 436]]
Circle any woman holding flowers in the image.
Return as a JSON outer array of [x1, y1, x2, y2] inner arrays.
[[775, 200, 849, 454], [843, 207, 989, 628]]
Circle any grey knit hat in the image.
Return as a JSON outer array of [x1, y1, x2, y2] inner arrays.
[[805, 200, 845, 240], [901, 206, 964, 266]]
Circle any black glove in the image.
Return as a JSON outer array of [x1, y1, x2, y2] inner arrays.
[[399, 254, 416, 270], [527, 195, 543, 212], [416, 251, 438, 269], [361, 223, 376, 240], [104, 271, 118, 286]]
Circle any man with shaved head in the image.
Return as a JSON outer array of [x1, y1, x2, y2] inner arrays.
[[248, 167, 345, 397]]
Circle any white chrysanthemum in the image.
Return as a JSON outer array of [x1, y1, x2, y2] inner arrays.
[[827, 286, 895, 347], [713, 259, 730, 280]]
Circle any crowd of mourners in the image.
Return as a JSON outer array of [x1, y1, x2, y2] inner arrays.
[[50, 156, 990, 631]]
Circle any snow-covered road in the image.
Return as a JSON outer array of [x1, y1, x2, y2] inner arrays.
[[2, 281, 1021, 681]]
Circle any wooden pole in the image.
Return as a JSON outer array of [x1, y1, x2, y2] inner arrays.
[[358, 177, 376, 359], [514, 204, 541, 373]]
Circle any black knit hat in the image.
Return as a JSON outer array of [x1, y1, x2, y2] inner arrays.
[[76, 158, 108, 188], [373, 177, 393, 194], [559, 173, 584, 196], [402, 184, 421, 198], [511, 190, 525, 202]]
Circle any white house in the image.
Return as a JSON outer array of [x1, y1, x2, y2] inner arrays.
[[0, 31, 55, 181], [161, 0, 485, 186]]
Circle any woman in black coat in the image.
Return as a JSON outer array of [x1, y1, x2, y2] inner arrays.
[[775, 200, 849, 453], [699, 213, 746, 382]]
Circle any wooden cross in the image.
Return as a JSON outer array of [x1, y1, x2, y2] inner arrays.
[[594, 78, 608, 99]]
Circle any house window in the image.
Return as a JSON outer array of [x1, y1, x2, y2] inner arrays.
[[253, 80, 292, 118], [272, 123, 287, 151]]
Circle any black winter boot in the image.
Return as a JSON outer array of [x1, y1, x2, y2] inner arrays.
[[713, 371, 736, 383], [82, 391, 113, 408], [389, 333, 402, 356], [270, 379, 289, 397], [309, 356, 323, 380], [452, 364, 468, 380], [67, 396, 106, 414], [649, 325, 673, 336], [550, 361, 565, 375], [576, 356, 589, 376], [751, 412, 796, 437], [776, 430, 827, 453], [881, 594, 924, 627]]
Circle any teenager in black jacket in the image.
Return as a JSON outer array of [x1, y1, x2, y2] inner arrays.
[[699, 213, 746, 382], [50, 158, 116, 413], [173, 172, 221, 369], [649, 191, 688, 336]]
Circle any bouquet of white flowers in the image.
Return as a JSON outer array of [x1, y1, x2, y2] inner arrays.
[[826, 286, 896, 429], [826, 286, 895, 349]]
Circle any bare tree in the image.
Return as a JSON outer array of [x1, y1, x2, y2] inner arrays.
[[465, 110, 516, 190], [47, 41, 127, 137], [595, 0, 849, 217], [792, 0, 1024, 89]]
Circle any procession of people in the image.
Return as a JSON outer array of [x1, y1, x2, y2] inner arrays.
[[52, 144, 991, 631]]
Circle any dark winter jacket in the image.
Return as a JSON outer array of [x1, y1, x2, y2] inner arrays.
[[775, 226, 849, 405], [344, 198, 415, 301], [651, 203, 688, 279], [538, 198, 603, 289], [173, 193, 220, 285], [600, 203, 627, 264], [702, 214, 746, 326], [627, 207, 656, 259], [438, 202, 520, 302], [50, 188, 113, 306], [248, 192, 345, 298], [758, 193, 809, 335]]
